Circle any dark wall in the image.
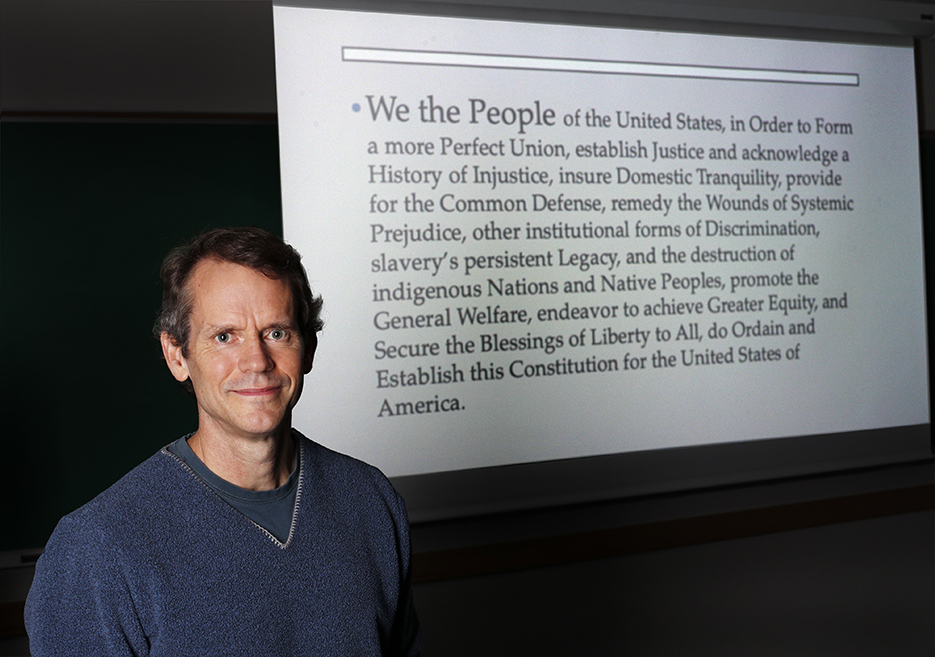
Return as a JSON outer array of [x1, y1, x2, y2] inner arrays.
[[0, 121, 283, 551], [412, 509, 934, 655]]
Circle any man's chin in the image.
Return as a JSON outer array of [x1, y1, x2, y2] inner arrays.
[[218, 408, 292, 442]]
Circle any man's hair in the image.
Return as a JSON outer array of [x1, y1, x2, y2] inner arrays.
[[154, 226, 323, 356]]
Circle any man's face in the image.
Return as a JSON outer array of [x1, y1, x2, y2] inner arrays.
[[161, 259, 312, 443]]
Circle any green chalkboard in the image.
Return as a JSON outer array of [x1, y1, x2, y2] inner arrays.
[[0, 121, 283, 552], [2, 123, 933, 553]]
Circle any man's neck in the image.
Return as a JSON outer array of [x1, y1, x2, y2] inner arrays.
[[186, 428, 295, 491]]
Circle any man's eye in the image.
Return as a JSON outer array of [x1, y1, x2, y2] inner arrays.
[[270, 329, 286, 340], [216, 333, 231, 344]]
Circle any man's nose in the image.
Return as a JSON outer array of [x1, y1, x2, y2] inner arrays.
[[239, 334, 274, 372]]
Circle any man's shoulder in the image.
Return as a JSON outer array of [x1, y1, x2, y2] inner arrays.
[[298, 431, 380, 474], [295, 431, 406, 510], [57, 445, 193, 535]]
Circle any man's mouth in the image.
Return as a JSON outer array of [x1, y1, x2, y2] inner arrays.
[[232, 385, 282, 397]]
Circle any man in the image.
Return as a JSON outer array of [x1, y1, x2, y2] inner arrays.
[[25, 227, 420, 656]]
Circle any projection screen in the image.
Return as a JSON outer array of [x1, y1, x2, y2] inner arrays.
[[273, 2, 930, 518]]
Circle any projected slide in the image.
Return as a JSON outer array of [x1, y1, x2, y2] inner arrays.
[[274, 7, 928, 477]]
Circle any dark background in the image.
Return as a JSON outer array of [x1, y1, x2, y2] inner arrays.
[[0, 122, 284, 551]]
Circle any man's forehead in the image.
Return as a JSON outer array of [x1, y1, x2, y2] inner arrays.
[[187, 258, 295, 314]]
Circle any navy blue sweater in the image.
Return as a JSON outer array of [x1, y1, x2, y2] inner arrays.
[[25, 432, 420, 656]]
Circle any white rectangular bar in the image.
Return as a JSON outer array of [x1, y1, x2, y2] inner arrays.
[[342, 47, 859, 86]]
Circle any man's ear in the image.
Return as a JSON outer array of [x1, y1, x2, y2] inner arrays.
[[161, 332, 191, 383], [302, 334, 318, 374]]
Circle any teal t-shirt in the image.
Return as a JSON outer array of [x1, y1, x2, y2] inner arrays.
[[167, 435, 299, 543]]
